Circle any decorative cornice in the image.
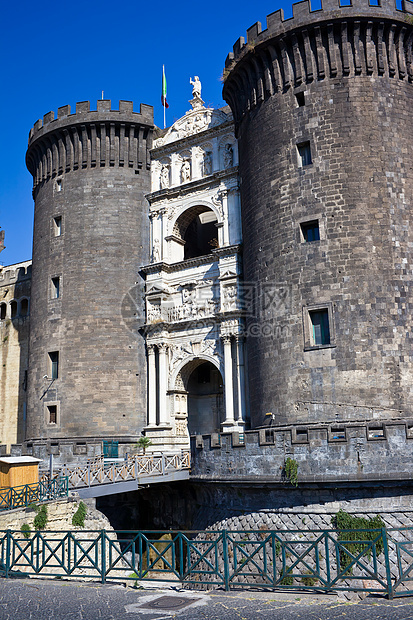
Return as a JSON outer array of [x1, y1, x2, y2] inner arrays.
[[146, 166, 238, 205]]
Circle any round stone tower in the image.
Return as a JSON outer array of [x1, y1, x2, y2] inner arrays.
[[25, 100, 153, 444], [223, 0, 413, 427]]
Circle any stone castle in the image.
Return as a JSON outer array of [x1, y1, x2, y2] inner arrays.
[[2, 0, 413, 530]]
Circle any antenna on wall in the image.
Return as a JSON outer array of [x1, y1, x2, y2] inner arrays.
[[101, 90, 104, 100]]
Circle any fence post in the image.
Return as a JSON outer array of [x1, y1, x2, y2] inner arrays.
[[5, 530, 11, 578], [101, 530, 106, 584], [222, 530, 230, 591], [382, 528, 393, 599], [179, 533, 184, 581]]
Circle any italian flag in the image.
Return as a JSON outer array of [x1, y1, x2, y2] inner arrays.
[[161, 65, 169, 109]]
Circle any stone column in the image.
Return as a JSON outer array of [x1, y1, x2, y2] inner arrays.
[[158, 343, 170, 427], [221, 335, 235, 429], [235, 335, 246, 430], [220, 189, 229, 246], [147, 345, 157, 427]]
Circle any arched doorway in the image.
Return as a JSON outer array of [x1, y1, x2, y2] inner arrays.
[[187, 361, 224, 435], [176, 358, 224, 436], [173, 206, 219, 261]]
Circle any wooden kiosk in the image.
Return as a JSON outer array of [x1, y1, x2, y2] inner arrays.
[[0, 457, 42, 488]]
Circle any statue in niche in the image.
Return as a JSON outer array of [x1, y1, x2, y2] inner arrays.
[[160, 165, 169, 189], [190, 76, 202, 100], [203, 151, 212, 176], [181, 160, 191, 183], [152, 239, 160, 263], [181, 285, 197, 317], [223, 143, 234, 169]]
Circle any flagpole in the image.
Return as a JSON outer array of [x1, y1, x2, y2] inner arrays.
[[163, 65, 166, 129]]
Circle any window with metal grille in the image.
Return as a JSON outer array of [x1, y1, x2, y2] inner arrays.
[[47, 405, 57, 424]]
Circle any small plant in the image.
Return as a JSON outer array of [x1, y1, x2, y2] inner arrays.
[[284, 457, 299, 486], [33, 504, 48, 530], [20, 524, 31, 539], [332, 509, 385, 575], [136, 436, 152, 455], [72, 501, 87, 527], [301, 570, 319, 587], [279, 571, 294, 586]]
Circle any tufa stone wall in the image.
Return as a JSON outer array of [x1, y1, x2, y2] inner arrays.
[[0, 262, 31, 449], [0, 496, 111, 532]]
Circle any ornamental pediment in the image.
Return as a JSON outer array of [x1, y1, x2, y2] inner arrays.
[[155, 107, 230, 147]]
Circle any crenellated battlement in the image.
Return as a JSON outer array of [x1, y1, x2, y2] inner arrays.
[[191, 419, 413, 484], [223, 0, 413, 125], [0, 261, 32, 286], [26, 100, 154, 190], [28, 100, 153, 143]]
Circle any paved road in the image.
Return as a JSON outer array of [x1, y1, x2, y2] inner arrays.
[[1, 578, 413, 620]]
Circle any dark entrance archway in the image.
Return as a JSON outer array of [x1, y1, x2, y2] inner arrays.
[[173, 206, 218, 260], [184, 360, 224, 436]]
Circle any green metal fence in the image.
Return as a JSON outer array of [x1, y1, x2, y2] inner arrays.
[[1, 526, 411, 596], [0, 477, 68, 511]]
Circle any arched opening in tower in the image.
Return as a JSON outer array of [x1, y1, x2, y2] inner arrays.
[[174, 206, 218, 260], [183, 360, 224, 435]]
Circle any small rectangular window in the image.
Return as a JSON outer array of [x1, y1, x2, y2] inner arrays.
[[295, 92, 305, 107], [47, 405, 57, 424], [297, 141, 312, 167], [49, 351, 59, 379], [301, 220, 320, 242], [309, 309, 330, 346], [51, 276, 60, 299], [53, 216, 62, 237]]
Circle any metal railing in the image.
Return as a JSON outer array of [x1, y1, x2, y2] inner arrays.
[[60, 452, 190, 489], [2, 526, 413, 597], [0, 478, 68, 512]]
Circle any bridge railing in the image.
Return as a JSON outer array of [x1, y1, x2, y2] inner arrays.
[[0, 477, 68, 512], [2, 526, 413, 597], [60, 452, 190, 489]]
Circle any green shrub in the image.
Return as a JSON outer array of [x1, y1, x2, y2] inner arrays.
[[332, 509, 385, 574], [72, 501, 87, 527], [279, 571, 294, 586], [301, 570, 319, 586], [33, 505, 48, 530], [21, 524, 31, 539], [284, 457, 298, 486]]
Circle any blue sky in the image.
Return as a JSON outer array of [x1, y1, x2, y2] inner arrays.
[[0, 0, 304, 266]]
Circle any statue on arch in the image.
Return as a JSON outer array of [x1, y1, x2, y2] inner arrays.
[[189, 76, 204, 110], [190, 76, 202, 99]]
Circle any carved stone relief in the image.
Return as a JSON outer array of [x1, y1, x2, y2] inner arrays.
[[160, 165, 169, 189]]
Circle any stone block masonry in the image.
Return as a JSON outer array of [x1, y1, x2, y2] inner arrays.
[[25, 101, 154, 443], [190, 420, 413, 484], [0, 262, 31, 449], [222, 0, 413, 428]]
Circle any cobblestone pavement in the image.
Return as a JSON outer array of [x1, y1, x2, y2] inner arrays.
[[1, 578, 413, 620]]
